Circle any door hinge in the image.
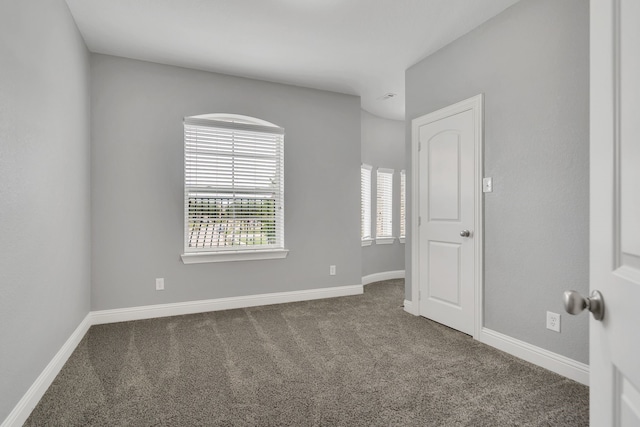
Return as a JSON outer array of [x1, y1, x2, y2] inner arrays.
[[418, 141, 422, 151], [418, 216, 421, 226]]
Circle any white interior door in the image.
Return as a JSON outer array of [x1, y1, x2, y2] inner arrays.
[[413, 96, 482, 336], [589, 0, 640, 425]]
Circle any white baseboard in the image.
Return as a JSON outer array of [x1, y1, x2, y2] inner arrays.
[[2, 284, 363, 426], [1, 314, 92, 427], [362, 270, 405, 285], [4, 284, 588, 427], [477, 327, 589, 386], [91, 284, 363, 325], [403, 299, 418, 316]]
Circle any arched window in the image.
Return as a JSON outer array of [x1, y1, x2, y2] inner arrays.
[[181, 114, 286, 262]]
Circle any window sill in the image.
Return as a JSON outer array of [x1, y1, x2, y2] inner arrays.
[[399, 237, 406, 244], [181, 249, 289, 264], [376, 237, 395, 245], [361, 239, 373, 247]]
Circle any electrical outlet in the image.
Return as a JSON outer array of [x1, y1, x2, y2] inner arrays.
[[329, 265, 336, 276], [546, 311, 560, 332], [156, 278, 165, 291]]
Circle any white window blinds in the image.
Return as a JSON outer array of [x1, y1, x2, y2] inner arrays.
[[376, 168, 394, 238], [400, 170, 406, 239], [361, 164, 372, 240], [184, 116, 284, 252]]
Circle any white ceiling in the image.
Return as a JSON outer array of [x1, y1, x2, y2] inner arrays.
[[65, 0, 520, 120]]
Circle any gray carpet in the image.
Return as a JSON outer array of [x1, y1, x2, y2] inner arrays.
[[26, 280, 588, 426]]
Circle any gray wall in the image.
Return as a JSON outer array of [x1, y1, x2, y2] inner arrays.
[[91, 54, 361, 310], [405, 0, 589, 363], [0, 0, 91, 421], [361, 111, 405, 277]]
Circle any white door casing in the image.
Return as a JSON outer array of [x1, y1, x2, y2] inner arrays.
[[590, 0, 640, 425], [411, 95, 483, 337]]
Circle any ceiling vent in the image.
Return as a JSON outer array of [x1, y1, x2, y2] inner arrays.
[[377, 92, 397, 101]]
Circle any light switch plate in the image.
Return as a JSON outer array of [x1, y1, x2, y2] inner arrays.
[[482, 177, 493, 193]]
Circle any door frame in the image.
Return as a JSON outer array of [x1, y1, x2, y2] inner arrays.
[[410, 94, 484, 339]]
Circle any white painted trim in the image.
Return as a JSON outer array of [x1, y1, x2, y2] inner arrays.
[[410, 108, 420, 315], [403, 299, 418, 316], [375, 237, 395, 245], [361, 238, 373, 247], [1, 314, 92, 427], [478, 327, 589, 386], [410, 94, 484, 338], [91, 284, 363, 325], [2, 284, 365, 426], [1, 282, 589, 427], [181, 249, 289, 264], [407, 95, 589, 387], [472, 95, 485, 340], [362, 270, 405, 285]]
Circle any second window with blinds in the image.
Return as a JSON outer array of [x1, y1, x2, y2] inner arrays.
[[361, 164, 373, 246], [376, 168, 394, 244]]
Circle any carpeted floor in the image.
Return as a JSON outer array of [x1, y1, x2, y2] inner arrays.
[[26, 280, 589, 426]]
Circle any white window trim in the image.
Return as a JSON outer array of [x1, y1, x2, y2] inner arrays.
[[182, 114, 286, 263], [376, 237, 395, 245], [361, 164, 373, 242], [399, 237, 406, 244], [181, 249, 289, 264]]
